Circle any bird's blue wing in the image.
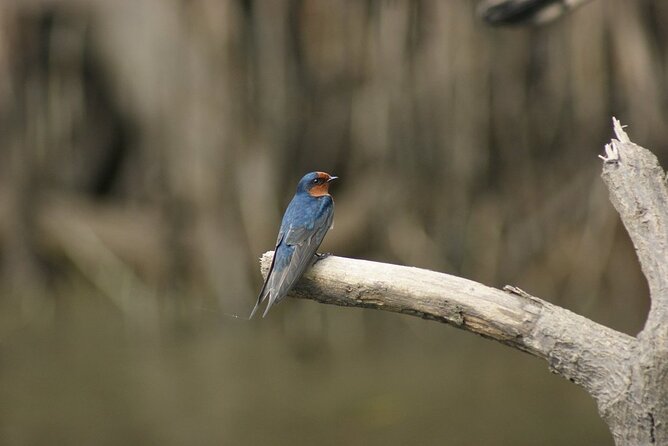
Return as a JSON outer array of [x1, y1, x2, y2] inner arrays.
[[254, 199, 334, 317]]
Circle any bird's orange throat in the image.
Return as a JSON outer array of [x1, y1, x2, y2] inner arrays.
[[308, 183, 331, 197]]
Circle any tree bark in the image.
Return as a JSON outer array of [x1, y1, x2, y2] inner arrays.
[[597, 119, 668, 445], [259, 118, 667, 445]]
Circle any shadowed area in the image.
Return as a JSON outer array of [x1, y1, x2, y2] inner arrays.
[[0, 302, 609, 445]]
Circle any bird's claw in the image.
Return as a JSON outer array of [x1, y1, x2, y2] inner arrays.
[[314, 252, 332, 263]]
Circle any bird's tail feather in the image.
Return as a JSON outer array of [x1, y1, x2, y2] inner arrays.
[[251, 249, 279, 318], [262, 294, 279, 318], [249, 290, 267, 319], [249, 301, 261, 319]]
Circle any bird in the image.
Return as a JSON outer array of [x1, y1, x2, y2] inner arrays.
[[251, 171, 337, 318]]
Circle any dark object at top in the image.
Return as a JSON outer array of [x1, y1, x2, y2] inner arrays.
[[477, 0, 590, 26]]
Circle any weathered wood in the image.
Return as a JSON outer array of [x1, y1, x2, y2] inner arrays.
[[598, 119, 668, 445], [260, 251, 636, 399], [259, 118, 668, 445]]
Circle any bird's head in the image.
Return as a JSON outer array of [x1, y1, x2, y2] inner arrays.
[[297, 171, 338, 197]]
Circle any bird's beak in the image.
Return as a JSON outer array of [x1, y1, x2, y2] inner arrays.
[[327, 176, 338, 182]]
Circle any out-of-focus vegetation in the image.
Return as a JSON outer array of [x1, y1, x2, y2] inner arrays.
[[0, 1, 665, 444]]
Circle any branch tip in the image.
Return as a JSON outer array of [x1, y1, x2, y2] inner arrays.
[[599, 142, 621, 164], [612, 117, 631, 143]]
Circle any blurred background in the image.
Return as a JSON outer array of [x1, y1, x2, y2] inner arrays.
[[0, 0, 666, 444]]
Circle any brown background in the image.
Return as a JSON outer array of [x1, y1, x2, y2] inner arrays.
[[1, 1, 667, 444]]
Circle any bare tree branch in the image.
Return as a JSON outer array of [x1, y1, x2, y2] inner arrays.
[[597, 118, 668, 445], [261, 250, 635, 399], [601, 119, 668, 338]]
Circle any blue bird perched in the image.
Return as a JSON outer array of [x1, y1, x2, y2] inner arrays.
[[251, 171, 337, 318]]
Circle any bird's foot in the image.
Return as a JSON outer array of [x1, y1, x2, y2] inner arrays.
[[313, 252, 332, 264]]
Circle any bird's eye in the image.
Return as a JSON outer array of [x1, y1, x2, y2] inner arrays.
[[312, 178, 319, 184]]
